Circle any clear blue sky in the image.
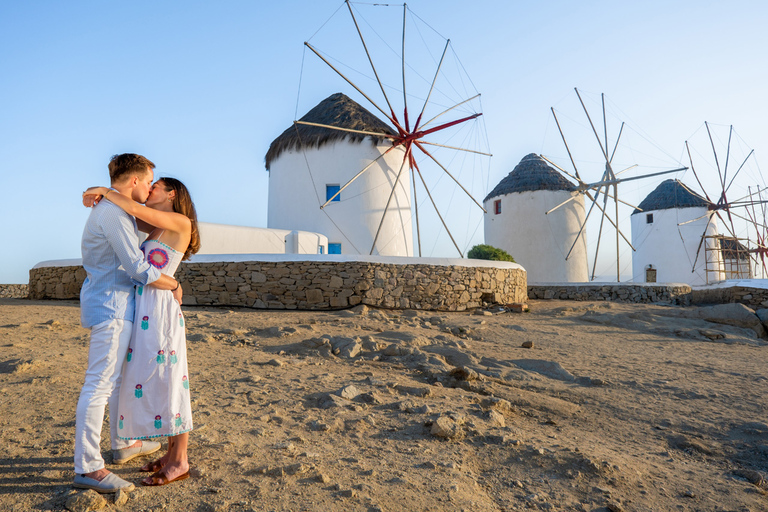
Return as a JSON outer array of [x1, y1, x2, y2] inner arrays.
[[2, 0, 766, 283]]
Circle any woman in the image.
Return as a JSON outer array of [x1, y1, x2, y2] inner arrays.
[[84, 178, 200, 486]]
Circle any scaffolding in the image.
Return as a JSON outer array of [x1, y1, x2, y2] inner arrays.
[[704, 235, 752, 283]]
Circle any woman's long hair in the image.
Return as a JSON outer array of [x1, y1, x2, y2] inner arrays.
[[158, 177, 200, 261]]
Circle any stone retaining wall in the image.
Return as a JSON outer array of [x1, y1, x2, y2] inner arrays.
[[29, 260, 527, 311], [690, 286, 768, 309], [29, 266, 86, 301], [29, 260, 768, 310], [0, 284, 28, 299], [527, 283, 693, 305]]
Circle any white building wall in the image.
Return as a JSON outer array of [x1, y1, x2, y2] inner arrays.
[[197, 222, 327, 255], [630, 207, 723, 285], [721, 256, 752, 280], [483, 189, 588, 282], [267, 138, 412, 256]]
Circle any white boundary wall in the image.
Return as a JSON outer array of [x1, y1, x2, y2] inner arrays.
[[484, 189, 588, 282], [267, 138, 413, 257], [198, 222, 327, 255], [631, 206, 723, 285], [33, 254, 523, 270]]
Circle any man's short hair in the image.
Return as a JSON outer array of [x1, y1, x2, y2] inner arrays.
[[108, 153, 155, 184]]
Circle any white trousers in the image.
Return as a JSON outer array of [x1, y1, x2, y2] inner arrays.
[[74, 319, 134, 474]]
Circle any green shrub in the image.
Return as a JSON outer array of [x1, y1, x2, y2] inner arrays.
[[467, 244, 515, 262]]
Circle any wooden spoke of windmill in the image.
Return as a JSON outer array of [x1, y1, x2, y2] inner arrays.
[[543, 88, 686, 281], [303, 1, 490, 257], [685, 122, 757, 273], [745, 185, 768, 277]]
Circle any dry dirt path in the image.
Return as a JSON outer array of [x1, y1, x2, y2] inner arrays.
[[1, 298, 767, 512]]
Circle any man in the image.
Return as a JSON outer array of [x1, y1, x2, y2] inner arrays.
[[74, 153, 183, 493]]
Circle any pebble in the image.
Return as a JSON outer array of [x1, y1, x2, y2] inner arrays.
[[316, 473, 331, 483], [338, 384, 361, 400], [113, 488, 129, 506], [274, 442, 296, 452], [320, 394, 350, 409], [482, 397, 514, 415], [431, 416, 461, 439], [486, 410, 505, 427], [449, 366, 478, 381], [65, 490, 106, 512], [399, 402, 431, 414], [285, 463, 310, 476], [356, 392, 381, 404], [734, 469, 765, 486], [310, 418, 344, 431], [521, 341, 534, 349], [394, 384, 432, 397]]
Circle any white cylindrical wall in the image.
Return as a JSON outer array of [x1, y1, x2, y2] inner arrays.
[[267, 138, 412, 256], [483, 189, 588, 282], [630, 207, 722, 285]]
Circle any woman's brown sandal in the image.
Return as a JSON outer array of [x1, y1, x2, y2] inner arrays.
[[139, 458, 164, 473], [141, 469, 190, 486]]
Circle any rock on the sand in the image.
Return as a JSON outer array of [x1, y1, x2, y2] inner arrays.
[[337, 384, 361, 400], [113, 489, 129, 506], [699, 303, 765, 337], [65, 490, 107, 512], [756, 308, 768, 331], [431, 416, 461, 439], [449, 366, 479, 381], [320, 394, 350, 409], [512, 359, 576, 382], [666, 303, 766, 337], [487, 409, 505, 427]]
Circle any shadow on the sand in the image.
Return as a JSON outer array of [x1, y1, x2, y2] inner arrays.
[[0, 455, 130, 493]]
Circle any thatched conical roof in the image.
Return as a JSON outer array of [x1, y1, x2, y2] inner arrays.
[[265, 93, 396, 170], [484, 153, 575, 202], [632, 179, 709, 214], [718, 237, 749, 260], [720, 237, 750, 261]]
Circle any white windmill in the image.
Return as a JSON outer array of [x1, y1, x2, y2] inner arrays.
[[273, 1, 491, 258], [484, 153, 588, 282]]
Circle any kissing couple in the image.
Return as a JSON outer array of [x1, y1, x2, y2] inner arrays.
[[74, 153, 200, 491]]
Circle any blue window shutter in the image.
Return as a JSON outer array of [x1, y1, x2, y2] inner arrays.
[[328, 243, 342, 254], [326, 185, 341, 202]]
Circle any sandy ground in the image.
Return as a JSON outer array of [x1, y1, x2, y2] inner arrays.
[[1, 298, 767, 512]]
